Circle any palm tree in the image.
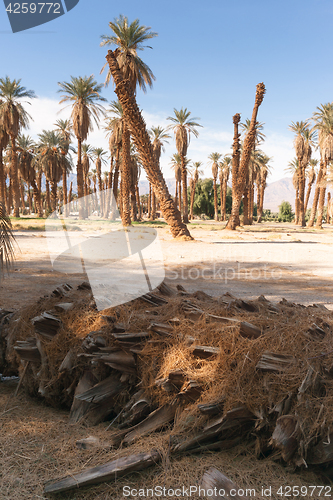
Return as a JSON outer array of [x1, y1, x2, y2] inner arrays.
[[167, 107, 202, 223], [16, 134, 43, 217], [105, 100, 124, 209], [105, 50, 192, 238], [289, 120, 313, 226], [219, 156, 231, 222], [285, 158, 299, 223], [308, 103, 333, 228], [54, 118, 72, 214], [0, 77, 36, 217], [208, 152, 222, 221], [226, 83, 266, 230], [81, 144, 94, 200], [240, 119, 265, 224], [101, 15, 157, 226], [93, 147, 108, 216], [170, 153, 182, 214], [149, 126, 171, 220], [33, 130, 72, 213], [189, 161, 203, 220], [0, 110, 9, 205], [256, 154, 272, 223], [58, 76, 106, 219]]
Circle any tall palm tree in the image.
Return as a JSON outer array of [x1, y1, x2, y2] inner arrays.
[[16, 134, 43, 217], [149, 126, 171, 220], [105, 50, 192, 238], [0, 109, 9, 206], [93, 147, 108, 215], [285, 158, 299, 223], [256, 154, 272, 223], [33, 130, 72, 213], [0, 77, 36, 217], [308, 103, 333, 228], [189, 161, 203, 220], [167, 107, 202, 223], [240, 119, 265, 224], [226, 83, 266, 230], [81, 144, 94, 199], [54, 118, 72, 214], [208, 152, 222, 221], [101, 15, 157, 226], [105, 100, 124, 208], [170, 153, 185, 213], [289, 120, 312, 226], [219, 156, 231, 222], [58, 76, 106, 219]]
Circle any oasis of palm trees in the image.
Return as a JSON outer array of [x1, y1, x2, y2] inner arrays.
[[0, 15, 331, 240]]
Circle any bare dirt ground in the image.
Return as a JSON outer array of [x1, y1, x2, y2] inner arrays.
[[1, 220, 333, 499], [2, 221, 333, 309]]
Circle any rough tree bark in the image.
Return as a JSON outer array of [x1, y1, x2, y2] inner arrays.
[[226, 83, 266, 230], [106, 50, 192, 239]]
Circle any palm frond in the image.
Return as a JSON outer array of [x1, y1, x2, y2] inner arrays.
[[0, 202, 15, 277]]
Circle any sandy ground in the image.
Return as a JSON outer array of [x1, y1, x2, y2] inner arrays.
[[1, 220, 333, 310]]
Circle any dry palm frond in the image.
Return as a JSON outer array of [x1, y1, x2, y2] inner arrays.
[[0, 202, 15, 277]]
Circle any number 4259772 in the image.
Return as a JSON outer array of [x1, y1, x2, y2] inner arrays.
[[6, 3, 61, 14]]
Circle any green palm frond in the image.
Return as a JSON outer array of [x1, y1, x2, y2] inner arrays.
[[0, 202, 15, 277], [100, 15, 157, 91]]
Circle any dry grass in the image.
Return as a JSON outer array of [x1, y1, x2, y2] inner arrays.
[[2, 286, 333, 498]]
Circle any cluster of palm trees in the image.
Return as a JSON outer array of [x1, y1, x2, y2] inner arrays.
[[0, 15, 271, 241], [289, 103, 333, 228]]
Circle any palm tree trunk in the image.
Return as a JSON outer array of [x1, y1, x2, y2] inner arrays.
[[62, 168, 68, 217], [50, 181, 57, 212], [181, 154, 189, 223], [226, 114, 241, 230], [28, 189, 32, 214], [315, 161, 327, 229], [46, 180, 51, 212], [8, 177, 13, 215], [304, 179, 313, 214], [243, 189, 250, 225], [68, 182, 73, 213], [135, 185, 141, 220], [257, 184, 262, 222], [120, 124, 131, 226], [226, 83, 265, 230], [113, 147, 120, 207], [308, 162, 323, 227], [148, 183, 152, 219], [31, 179, 42, 218], [0, 149, 5, 205], [19, 179, 25, 212], [298, 162, 306, 226], [213, 177, 218, 221], [249, 183, 254, 224], [326, 192, 331, 223], [77, 138, 85, 219], [189, 181, 196, 220], [10, 136, 20, 217], [174, 182, 178, 211], [106, 49, 192, 239], [151, 190, 156, 220], [222, 178, 228, 221]]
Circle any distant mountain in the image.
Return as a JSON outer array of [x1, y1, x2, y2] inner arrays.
[[263, 177, 312, 213]]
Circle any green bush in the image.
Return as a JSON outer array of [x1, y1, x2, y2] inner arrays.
[[278, 201, 294, 222]]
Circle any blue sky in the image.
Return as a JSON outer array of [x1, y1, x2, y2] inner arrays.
[[1, 0, 332, 182]]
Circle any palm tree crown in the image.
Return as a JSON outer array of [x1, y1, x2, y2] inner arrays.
[[100, 15, 158, 91], [0, 76, 36, 136], [58, 76, 106, 142], [167, 107, 202, 155]]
